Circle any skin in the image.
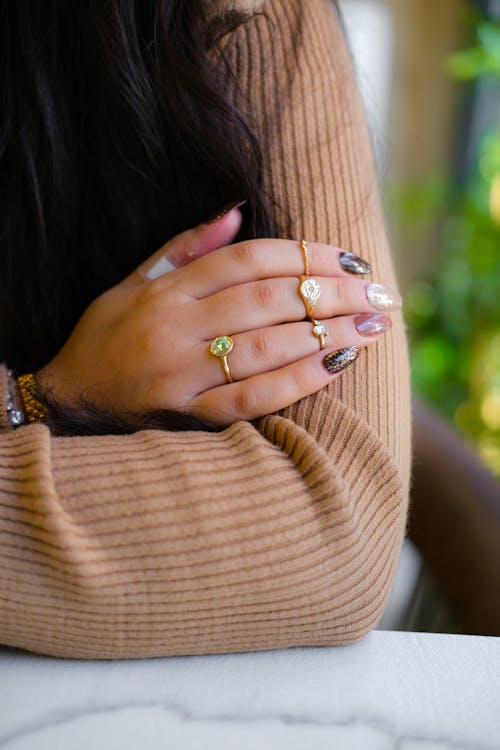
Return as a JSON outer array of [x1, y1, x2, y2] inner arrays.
[[36, 206, 396, 426]]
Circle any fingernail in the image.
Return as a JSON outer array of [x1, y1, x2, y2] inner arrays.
[[355, 313, 392, 336], [144, 255, 176, 279], [340, 251, 371, 275], [206, 199, 247, 224], [322, 346, 359, 374], [366, 283, 402, 312]]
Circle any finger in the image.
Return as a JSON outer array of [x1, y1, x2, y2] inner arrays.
[[196, 313, 392, 389], [192, 276, 402, 338], [121, 202, 245, 287], [168, 239, 371, 298], [190, 345, 361, 426]]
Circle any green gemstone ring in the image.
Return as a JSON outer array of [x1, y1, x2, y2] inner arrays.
[[209, 336, 235, 383]]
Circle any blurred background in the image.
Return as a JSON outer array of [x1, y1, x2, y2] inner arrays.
[[339, 0, 500, 635]]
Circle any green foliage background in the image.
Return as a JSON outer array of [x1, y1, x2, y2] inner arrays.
[[396, 16, 500, 475]]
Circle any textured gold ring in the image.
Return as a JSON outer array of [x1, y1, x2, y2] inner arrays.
[[299, 239, 310, 277], [310, 319, 328, 350], [298, 275, 322, 319], [209, 336, 235, 383]]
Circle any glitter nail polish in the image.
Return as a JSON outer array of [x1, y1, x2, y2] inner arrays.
[[355, 313, 392, 336], [322, 346, 359, 374], [339, 251, 371, 275], [366, 283, 402, 312]]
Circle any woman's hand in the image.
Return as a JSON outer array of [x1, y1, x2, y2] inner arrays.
[[36, 206, 401, 426]]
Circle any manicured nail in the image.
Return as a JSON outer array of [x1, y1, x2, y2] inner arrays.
[[340, 251, 371, 275], [366, 283, 402, 312], [322, 346, 359, 374], [143, 255, 176, 279], [206, 200, 247, 224], [355, 313, 392, 336]]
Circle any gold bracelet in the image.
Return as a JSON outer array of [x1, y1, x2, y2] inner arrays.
[[17, 374, 45, 423]]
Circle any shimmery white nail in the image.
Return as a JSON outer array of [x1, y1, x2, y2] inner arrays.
[[145, 255, 176, 280], [366, 283, 402, 312]]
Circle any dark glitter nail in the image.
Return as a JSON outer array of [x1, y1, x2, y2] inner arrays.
[[206, 200, 247, 224], [339, 251, 371, 275], [322, 346, 359, 374]]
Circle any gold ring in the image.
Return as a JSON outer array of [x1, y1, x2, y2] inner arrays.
[[311, 319, 328, 350], [209, 336, 234, 383], [299, 239, 310, 277], [298, 275, 321, 319]]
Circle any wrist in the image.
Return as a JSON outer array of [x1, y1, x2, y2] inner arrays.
[[35, 358, 78, 406], [34, 363, 56, 393]]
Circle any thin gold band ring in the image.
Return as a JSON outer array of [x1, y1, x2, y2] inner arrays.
[[298, 240, 322, 319], [299, 239, 310, 277]]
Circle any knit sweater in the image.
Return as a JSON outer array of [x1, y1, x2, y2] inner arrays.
[[0, 0, 411, 659]]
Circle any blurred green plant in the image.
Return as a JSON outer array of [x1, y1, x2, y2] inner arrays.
[[447, 19, 500, 79], [395, 15, 500, 475]]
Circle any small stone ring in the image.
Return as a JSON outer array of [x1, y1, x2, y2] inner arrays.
[[298, 275, 322, 319], [311, 319, 328, 350], [209, 336, 235, 383]]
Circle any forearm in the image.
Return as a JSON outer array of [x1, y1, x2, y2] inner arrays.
[[0, 391, 400, 658]]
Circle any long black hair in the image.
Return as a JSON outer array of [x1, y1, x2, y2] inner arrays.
[[0, 0, 277, 377]]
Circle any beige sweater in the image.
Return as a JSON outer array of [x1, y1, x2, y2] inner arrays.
[[0, 0, 411, 659]]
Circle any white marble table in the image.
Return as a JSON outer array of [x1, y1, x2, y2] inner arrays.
[[1, 631, 499, 750]]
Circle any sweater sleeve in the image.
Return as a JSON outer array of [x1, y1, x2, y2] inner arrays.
[[0, 0, 411, 659]]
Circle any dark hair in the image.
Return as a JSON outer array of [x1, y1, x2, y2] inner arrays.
[[0, 0, 277, 384]]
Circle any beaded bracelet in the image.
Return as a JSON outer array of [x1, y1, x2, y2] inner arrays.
[[5, 370, 26, 428]]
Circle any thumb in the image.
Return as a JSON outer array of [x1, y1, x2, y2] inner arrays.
[[125, 201, 246, 285]]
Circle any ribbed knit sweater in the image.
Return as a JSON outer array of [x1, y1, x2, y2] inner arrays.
[[0, 0, 411, 659]]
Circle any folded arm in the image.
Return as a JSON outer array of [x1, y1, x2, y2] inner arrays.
[[0, 0, 410, 658]]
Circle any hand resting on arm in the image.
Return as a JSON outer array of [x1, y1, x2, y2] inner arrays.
[[35, 205, 398, 426]]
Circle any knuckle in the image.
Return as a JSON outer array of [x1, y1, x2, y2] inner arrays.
[[291, 365, 309, 394], [233, 383, 258, 419], [249, 329, 272, 361], [231, 241, 256, 269], [254, 279, 279, 311], [136, 280, 165, 308], [138, 322, 164, 356], [331, 277, 355, 308], [191, 396, 235, 427], [147, 381, 188, 412]]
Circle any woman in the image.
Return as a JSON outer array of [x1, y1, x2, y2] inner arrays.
[[0, 0, 411, 658]]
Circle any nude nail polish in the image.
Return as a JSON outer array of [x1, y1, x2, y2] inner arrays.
[[322, 346, 359, 374], [366, 283, 402, 312], [355, 313, 392, 336], [206, 199, 247, 224], [340, 251, 371, 275], [144, 255, 176, 279]]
